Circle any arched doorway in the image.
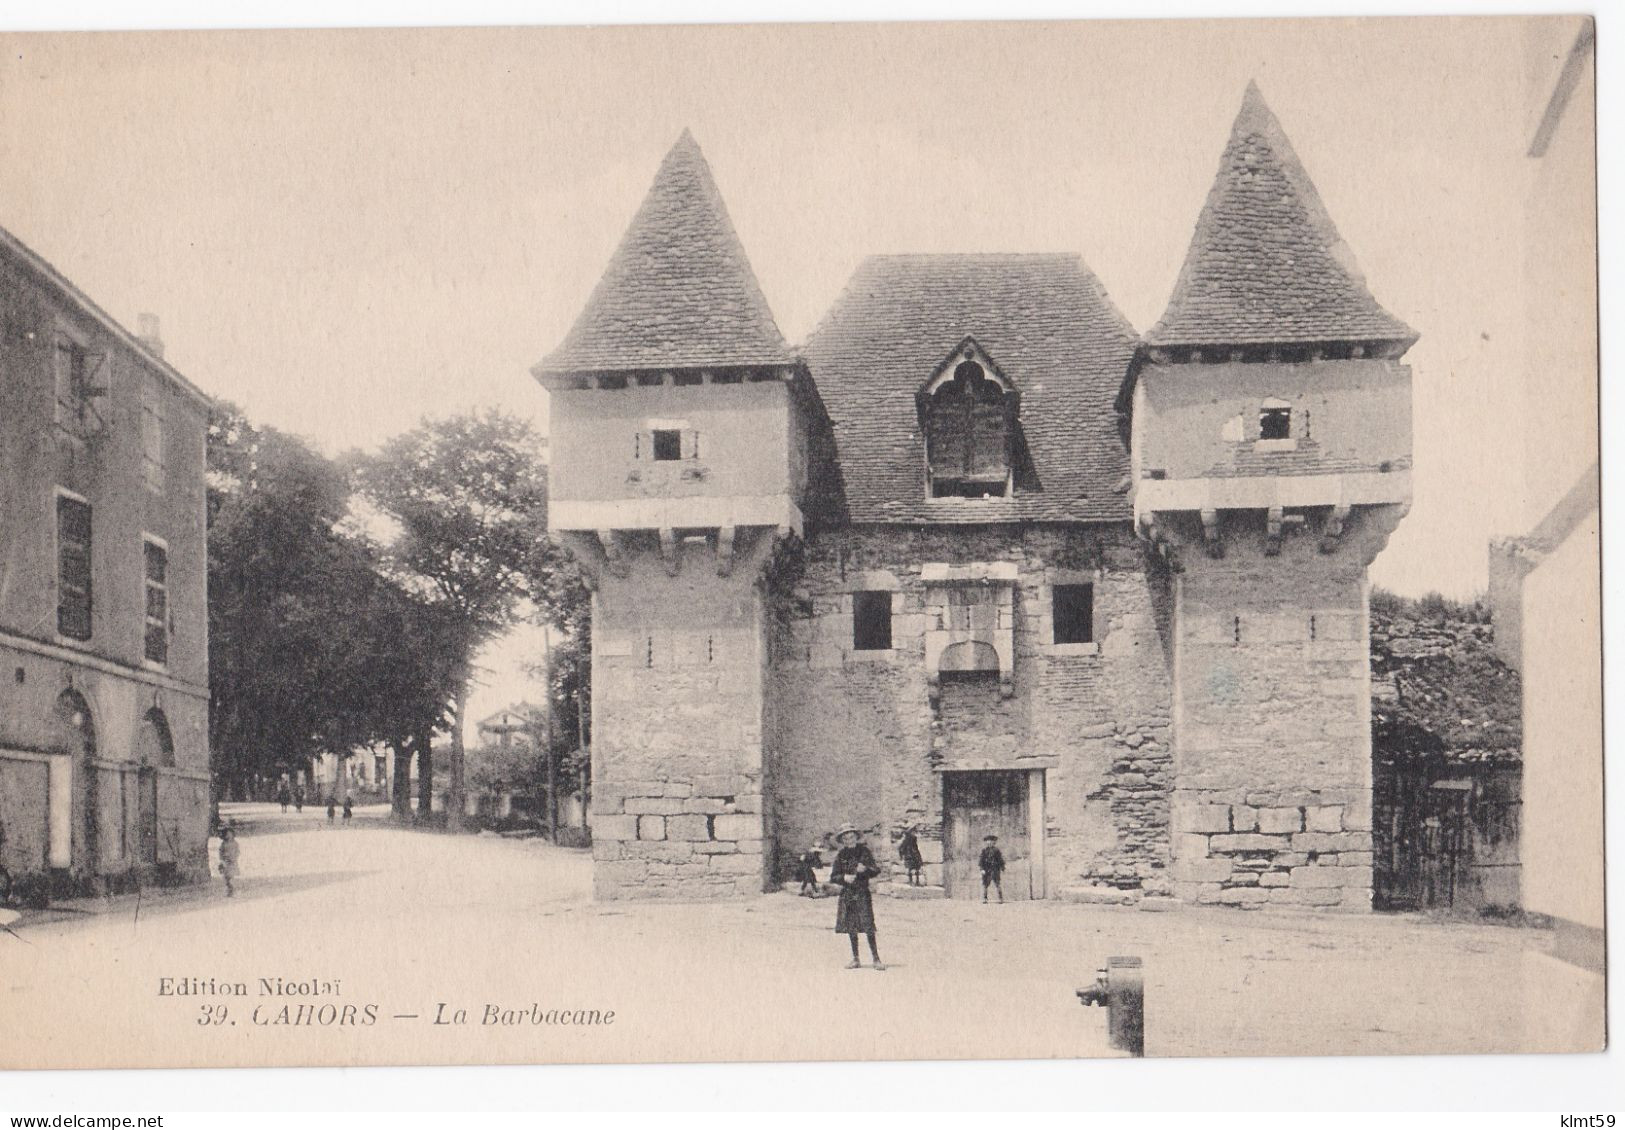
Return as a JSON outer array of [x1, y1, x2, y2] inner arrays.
[[136, 710, 174, 865], [51, 689, 98, 871]]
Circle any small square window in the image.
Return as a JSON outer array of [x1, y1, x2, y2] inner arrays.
[[652, 429, 682, 461], [1052, 583, 1094, 645], [1260, 405, 1292, 440], [852, 591, 893, 651]]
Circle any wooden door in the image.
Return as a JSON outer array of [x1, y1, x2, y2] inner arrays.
[[137, 769, 159, 865], [943, 771, 1031, 900]]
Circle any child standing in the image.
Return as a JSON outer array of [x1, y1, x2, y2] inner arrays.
[[218, 826, 241, 897], [326, 797, 337, 824], [898, 824, 924, 887], [979, 834, 1005, 903], [831, 825, 884, 970], [795, 841, 825, 897], [342, 795, 354, 824]]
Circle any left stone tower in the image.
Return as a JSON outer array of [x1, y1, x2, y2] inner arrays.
[[534, 130, 813, 899]]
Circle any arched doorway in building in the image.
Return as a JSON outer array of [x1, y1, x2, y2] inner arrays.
[[136, 710, 175, 865], [50, 689, 98, 872]]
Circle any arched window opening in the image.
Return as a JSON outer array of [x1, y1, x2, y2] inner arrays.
[[138, 708, 176, 768], [927, 360, 1012, 498], [50, 688, 96, 758]]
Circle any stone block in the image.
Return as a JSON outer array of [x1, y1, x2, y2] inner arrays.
[[711, 813, 759, 841], [1258, 871, 1291, 887], [1173, 833, 1210, 860], [591, 795, 624, 816], [1229, 805, 1259, 832], [1056, 886, 1135, 906], [1181, 804, 1232, 834], [693, 840, 737, 855], [918, 839, 944, 864], [665, 814, 710, 842], [693, 775, 741, 796], [1304, 806, 1343, 833], [594, 814, 639, 841], [625, 797, 685, 816], [1289, 865, 1346, 888], [1171, 857, 1234, 883], [662, 781, 693, 798], [1339, 852, 1375, 869], [682, 797, 729, 814], [1342, 793, 1374, 832], [1208, 833, 1288, 853], [626, 780, 667, 797], [1215, 887, 1268, 906], [637, 815, 666, 841], [732, 794, 763, 814], [707, 852, 762, 874], [1258, 807, 1303, 834], [1293, 831, 1373, 853]]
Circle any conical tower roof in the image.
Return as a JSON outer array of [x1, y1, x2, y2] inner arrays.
[[539, 130, 793, 375], [1145, 82, 1414, 351]]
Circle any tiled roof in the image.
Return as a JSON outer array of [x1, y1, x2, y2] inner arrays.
[[538, 130, 793, 375], [1145, 82, 1415, 350], [802, 254, 1137, 525]]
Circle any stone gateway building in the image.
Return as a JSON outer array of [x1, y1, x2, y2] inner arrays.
[[536, 84, 1415, 909]]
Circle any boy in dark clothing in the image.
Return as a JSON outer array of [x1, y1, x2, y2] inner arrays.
[[794, 842, 825, 897], [979, 834, 1005, 903], [898, 825, 924, 886], [326, 797, 337, 824], [342, 795, 354, 824]]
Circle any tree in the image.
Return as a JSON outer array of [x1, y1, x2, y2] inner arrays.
[[207, 403, 386, 793], [353, 410, 564, 831], [207, 402, 463, 804]]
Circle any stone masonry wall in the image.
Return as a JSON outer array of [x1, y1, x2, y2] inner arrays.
[[585, 530, 777, 899], [1168, 506, 1402, 910], [768, 522, 1175, 897]]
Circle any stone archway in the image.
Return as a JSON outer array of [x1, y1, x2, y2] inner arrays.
[[136, 710, 175, 865], [51, 689, 98, 872]]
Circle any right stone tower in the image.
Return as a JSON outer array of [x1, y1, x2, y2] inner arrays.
[[1125, 82, 1417, 910]]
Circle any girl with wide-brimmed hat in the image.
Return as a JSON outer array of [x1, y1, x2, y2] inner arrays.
[[831, 824, 884, 970]]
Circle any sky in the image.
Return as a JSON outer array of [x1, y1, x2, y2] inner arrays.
[[0, 15, 1595, 722]]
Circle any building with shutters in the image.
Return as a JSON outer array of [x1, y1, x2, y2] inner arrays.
[[0, 223, 212, 896], [538, 84, 1416, 908]]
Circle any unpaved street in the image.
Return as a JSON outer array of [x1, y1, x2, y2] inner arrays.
[[0, 803, 1595, 1069]]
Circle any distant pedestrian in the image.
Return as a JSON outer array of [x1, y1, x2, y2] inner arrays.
[[343, 795, 354, 824], [898, 823, 924, 887], [831, 824, 884, 970], [794, 840, 825, 897], [327, 797, 336, 824], [294, 785, 305, 813], [218, 826, 241, 897], [277, 782, 291, 814], [979, 834, 1005, 903]]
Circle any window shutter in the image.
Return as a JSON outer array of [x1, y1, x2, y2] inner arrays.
[[633, 431, 642, 460], [682, 429, 699, 460]]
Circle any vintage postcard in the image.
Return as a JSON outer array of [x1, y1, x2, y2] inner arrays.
[[0, 14, 1603, 1071]]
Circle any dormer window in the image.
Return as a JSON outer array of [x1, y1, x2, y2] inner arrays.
[[925, 353, 1014, 499]]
